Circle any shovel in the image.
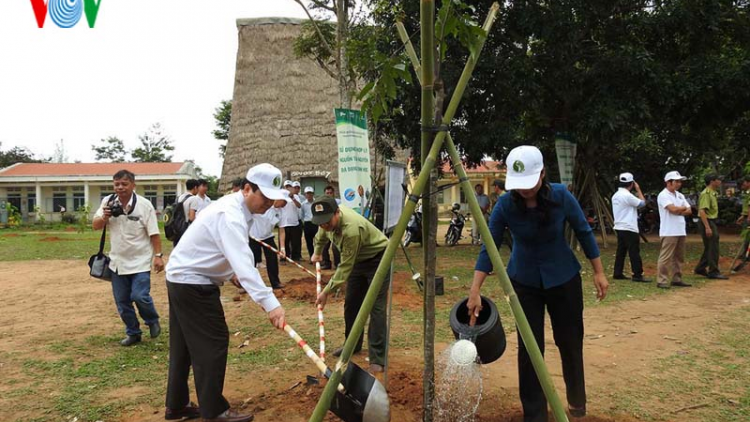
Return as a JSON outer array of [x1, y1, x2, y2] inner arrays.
[[283, 323, 390, 422]]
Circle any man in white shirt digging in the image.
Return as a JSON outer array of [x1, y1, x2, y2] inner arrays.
[[164, 163, 287, 422]]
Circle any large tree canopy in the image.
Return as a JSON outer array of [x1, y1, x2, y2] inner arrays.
[[358, 0, 749, 191]]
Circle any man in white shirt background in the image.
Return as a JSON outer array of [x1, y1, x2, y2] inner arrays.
[[611, 172, 650, 282], [164, 163, 287, 422], [656, 171, 694, 289], [292, 181, 305, 257], [92, 169, 164, 347], [185, 178, 212, 222], [301, 186, 317, 261], [280, 180, 303, 262], [248, 188, 287, 290]]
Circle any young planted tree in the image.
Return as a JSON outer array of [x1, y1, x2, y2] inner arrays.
[[131, 123, 175, 163]]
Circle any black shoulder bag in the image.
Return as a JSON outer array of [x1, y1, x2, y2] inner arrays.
[[88, 222, 113, 281]]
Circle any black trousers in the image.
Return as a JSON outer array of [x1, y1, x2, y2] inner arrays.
[[166, 282, 230, 419], [513, 275, 586, 422], [303, 222, 318, 259], [696, 219, 720, 275], [284, 224, 303, 261], [249, 236, 281, 288], [344, 252, 390, 365], [322, 241, 341, 267], [613, 230, 643, 277]]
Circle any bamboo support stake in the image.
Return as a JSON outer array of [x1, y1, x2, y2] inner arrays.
[[307, 5, 501, 422]]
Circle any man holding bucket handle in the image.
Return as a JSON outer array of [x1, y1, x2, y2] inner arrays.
[[467, 145, 608, 422], [311, 196, 390, 374], [165, 163, 287, 422]]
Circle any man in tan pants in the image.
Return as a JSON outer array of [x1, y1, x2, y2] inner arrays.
[[656, 171, 694, 289]]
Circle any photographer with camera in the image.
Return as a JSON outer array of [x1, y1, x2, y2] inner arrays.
[[93, 169, 163, 347]]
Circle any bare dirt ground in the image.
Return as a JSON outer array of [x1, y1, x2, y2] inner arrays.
[[0, 258, 748, 422]]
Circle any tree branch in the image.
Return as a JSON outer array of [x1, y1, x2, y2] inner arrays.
[[309, 0, 335, 13], [294, 0, 336, 58], [315, 56, 338, 79]]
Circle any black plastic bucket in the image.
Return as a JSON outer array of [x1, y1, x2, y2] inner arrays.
[[449, 296, 506, 364]]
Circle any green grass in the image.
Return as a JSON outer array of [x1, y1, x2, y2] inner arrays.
[[1, 229, 746, 421], [0, 230, 173, 261], [609, 305, 750, 422], [12, 334, 170, 421]]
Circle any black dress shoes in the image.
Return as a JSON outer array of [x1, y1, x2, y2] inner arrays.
[[165, 402, 200, 420], [631, 275, 651, 283], [149, 321, 161, 339], [120, 335, 141, 347], [707, 273, 729, 280], [202, 409, 254, 422]]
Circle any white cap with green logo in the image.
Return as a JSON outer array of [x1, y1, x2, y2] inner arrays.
[[505, 145, 544, 190], [246, 164, 287, 201]]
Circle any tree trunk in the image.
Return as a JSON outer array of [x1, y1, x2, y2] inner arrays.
[[420, 1, 436, 421], [336, 0, 353, 108]]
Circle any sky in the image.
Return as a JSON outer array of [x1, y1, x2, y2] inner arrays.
[[0, 0, 311, 176]]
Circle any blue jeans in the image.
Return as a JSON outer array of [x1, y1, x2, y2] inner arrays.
[[111, 271, 160, 336]]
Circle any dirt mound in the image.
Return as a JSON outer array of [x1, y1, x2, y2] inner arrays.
[[39, 236, 63, 242], [278, 272, 423, 308], [278, 275, 334, 303], [1, 233, 20, 237]]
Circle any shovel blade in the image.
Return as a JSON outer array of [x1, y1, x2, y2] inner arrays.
[[329, 363, 390, 422]]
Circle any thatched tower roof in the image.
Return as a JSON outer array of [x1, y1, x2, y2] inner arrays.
[[221, 17, 346, 190]]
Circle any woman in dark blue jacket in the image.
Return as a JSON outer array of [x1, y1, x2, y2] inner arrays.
[[468, 145, 609, 422]]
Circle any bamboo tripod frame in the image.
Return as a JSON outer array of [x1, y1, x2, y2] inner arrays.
[[308, 3, 569, 421]]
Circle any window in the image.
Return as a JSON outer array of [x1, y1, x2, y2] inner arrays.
[[145, 191, 157, 208], [72, 186, 84, 192], [437, 189, 445, 204], [53, 193, 67, 212], [7, 194, 21, 211], [27, 194, 36, 212], [163, 192, 176, 207], [73, 193, 85, 211]]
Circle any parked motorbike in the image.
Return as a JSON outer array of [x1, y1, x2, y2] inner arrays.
[[445, 203, 467, 246], [403, 209, 423, 247]]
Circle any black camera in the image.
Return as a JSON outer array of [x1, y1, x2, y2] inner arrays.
[[108, 200, 125, 217]]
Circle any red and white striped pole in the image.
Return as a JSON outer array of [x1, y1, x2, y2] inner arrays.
[[283, 323, 345, 394], [250, 236, 316, 278], [316, 262, 326, 360]]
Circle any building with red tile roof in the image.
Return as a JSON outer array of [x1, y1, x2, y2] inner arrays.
[[0, 162, 197, 222]]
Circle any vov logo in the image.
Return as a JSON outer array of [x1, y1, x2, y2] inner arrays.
[[30, 0, 102, 28]]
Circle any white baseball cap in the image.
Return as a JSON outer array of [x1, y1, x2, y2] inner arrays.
[[664, 171, 687, 182], [619, 172, 634, 183], [292, 181, 301, 188], [246, 164, 287, 201], [505, 146, 544, 190], [283, 180, 293, 187], [304, 186, 314, 193]]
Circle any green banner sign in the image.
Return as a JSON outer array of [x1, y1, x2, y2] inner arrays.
[[335, 108, 371, 212]]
